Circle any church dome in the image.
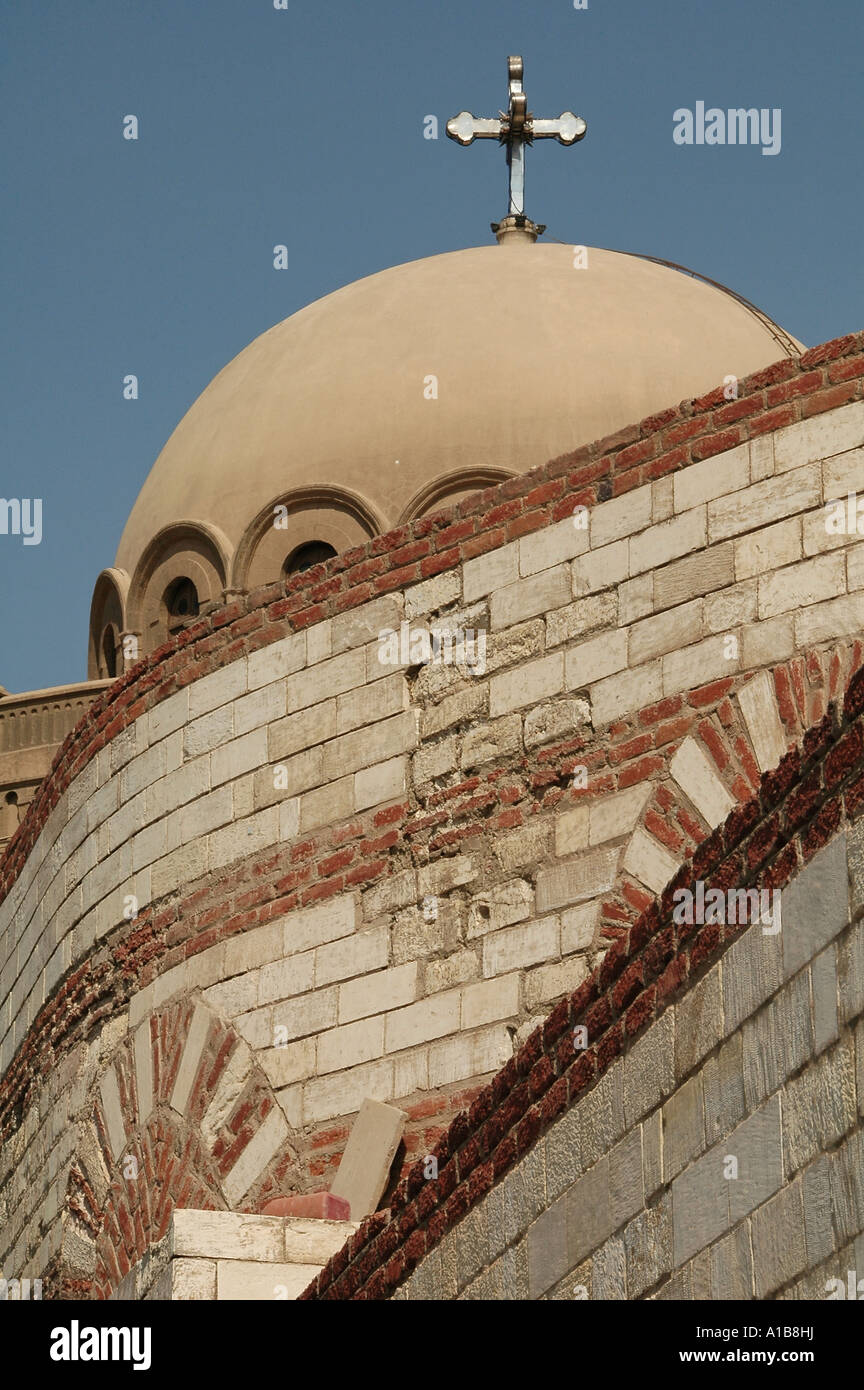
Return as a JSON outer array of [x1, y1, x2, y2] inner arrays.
[[93, 241, 802, 672]]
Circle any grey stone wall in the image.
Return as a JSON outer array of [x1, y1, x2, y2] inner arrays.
[[396, 827, 864, 1300]]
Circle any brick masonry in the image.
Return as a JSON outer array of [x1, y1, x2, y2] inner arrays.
[[1, 336, 864, 1296], [312, 664, 864, 1300]]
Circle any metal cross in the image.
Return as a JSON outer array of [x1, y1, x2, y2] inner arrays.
[[447, 56, 586, 221]]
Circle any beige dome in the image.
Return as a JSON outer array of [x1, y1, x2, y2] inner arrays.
[[115, 241, 801, 581], [91, 240, 802, 675]]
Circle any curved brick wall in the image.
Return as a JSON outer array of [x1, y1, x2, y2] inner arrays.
[[1, 334, 863, 1296], [313, 667, 864, 1300]]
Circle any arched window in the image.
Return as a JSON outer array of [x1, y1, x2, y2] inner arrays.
[[284, 541, 337, 576], [163, 577, 200, 629]]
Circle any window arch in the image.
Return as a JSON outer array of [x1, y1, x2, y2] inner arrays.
[[87, 569, 128, 681], [284, 541, 338, 576], [163, 577, 200, 631], [126, 521, 229, 657], [233, 487, 383, 592]]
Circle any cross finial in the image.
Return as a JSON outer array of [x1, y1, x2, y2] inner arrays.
[[447, 55, 587, 242]]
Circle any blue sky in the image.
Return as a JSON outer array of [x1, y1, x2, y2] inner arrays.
[[1, 0, 862, 694]]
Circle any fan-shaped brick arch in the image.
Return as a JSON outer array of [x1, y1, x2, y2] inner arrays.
[[492, 639, 862, 963], [66, 996, 297, 1299]]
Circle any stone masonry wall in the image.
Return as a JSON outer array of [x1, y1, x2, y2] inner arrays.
[[393, 830, 864, 1300], [308, 658, 864, 1300], [1, 336, 863, 1295], [110, 1209, 356, 1301]]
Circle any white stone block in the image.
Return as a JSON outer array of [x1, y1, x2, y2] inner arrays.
[[519, 517, 590, 577], [461, 973, 520, 1028], [98, 1065, 126, 1162], [591, 662, 663, 726], [337, 673, 408, 734], [463, 541, 520, 602], [183, 705, 234, 759], [233, 682, 285, 737], [331, 595, 403, 657], [223, 920, 284, 976], [171, 1258, 217, 1300], [302, 1057, 394, 1124], [565, 628, 628, 690], [561, 903, 598, 954], [623, 827, 679, 895], [306, 618, 332, 666], [134, 1021, 154, 1123], [795, 593, 864, 647], [188, 661, 248, 719], [315, 925, 389, 987], [662, 634, 739, 699], [258, 1038, 317, 1090], [703, 579, 758, 634], [774, 402, 864, 474], [536, 846, 620, 911], [673, 443, 749, 513], [170, 1001, 212, 1116], [271, 987, 338, 1042], [619, 575, 654, 625], [217, 1259, 319, 1300], [740, 616, 795, 670], [148, 690, 189, 746], [281, 896, 356, 955], [246, 631, 306, 692], [405, 569, 462, 620], [572, 539, 629, 598], [221, 1107, 291, 1206], [427, 1025, 512, 1088], [489, 652, 564, 716], [208, 806, 279, 872], [555, 806, 589, 856], [823, 445, 864, 499], [269, 703, 336, 762], [525, 956, 589, 1010], [257, 951, 316, 1007], [316, 1016, 385, 1074], [669, 737, 736, 829], [283, 1218, 359, 1266], [591, 484, 652, 549], [179, 785, 233, 845], [737, 669, 787, 774], [490, 566, 571, 630], [417, 855, 476, 896], [171, 1208, 284, 1262], [630, 506, 707, 576], [384, 990, 462, 1052], [652, 476, 675, 523], [708, 465, 821, 544], [297, 776, 353, 832], [758, 553, 845, 620], [590, 784, 652, 845], [284, 647, 365, 714], [629, 600, 703, 665], [481, 916, 559, 978], [322, 711, 417, 782], [338, 963, 418, 1023]]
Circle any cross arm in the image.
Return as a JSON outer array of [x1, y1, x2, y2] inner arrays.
[[530, 112, 587, 144], [446, 112, 504, 145]]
